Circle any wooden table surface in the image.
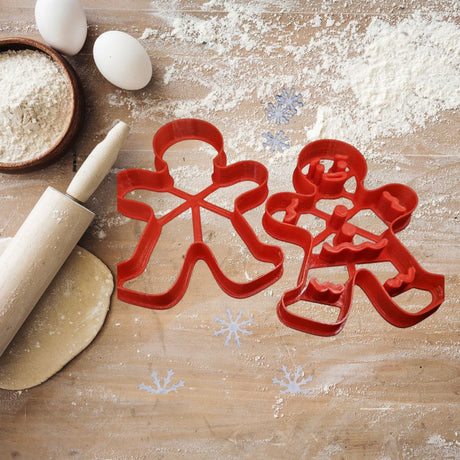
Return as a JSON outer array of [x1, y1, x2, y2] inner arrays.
[[1, 1, 459, 458]]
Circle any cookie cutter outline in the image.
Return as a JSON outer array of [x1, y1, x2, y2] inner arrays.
[[117, 119, 284, 309], [263, 139, 445, 336]]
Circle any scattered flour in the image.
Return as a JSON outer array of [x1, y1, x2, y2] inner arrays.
[[128, 3, 460, 162], [99, 0, 460, 180], [313, 11, 460, 146], [0, 49, 72, 164], [103, 1, 458, 243], [140, 27, 158, 40], [427, 433, 457, 447]]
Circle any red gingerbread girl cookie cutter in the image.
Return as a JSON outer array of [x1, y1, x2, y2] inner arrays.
[[117, 119, 283, 309], [263, 139, 445, 336]]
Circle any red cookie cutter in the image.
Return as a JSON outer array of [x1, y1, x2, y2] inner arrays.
[[263, 139, 445, 336], [117, 119, 283, 309]]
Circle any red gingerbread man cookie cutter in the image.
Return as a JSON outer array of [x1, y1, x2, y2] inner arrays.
[[117, 119, 283, 309], [263, 139, 445, 336]]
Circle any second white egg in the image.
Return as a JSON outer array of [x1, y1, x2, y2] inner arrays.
[[93, 31, 152, 91]]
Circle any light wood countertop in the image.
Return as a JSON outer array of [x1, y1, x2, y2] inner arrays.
[[0, 1, 458, 458]]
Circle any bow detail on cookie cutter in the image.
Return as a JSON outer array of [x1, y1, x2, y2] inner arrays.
[[117, 119, 283, 309], [263, 139, 445, 336]]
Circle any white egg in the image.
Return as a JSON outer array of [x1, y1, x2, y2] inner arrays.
[[35, 0, 87, 56], [93, 31, 152, 91]]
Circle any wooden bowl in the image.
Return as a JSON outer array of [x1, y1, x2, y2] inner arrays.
[[0, 37, 84, 172]]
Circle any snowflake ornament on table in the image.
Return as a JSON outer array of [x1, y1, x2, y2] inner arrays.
[[139, 370, 185, 394], [273, 365, 313, 395], [214, 309, 253, 346], [265, 101, 294, 125], [262, 87, 302, 152], [262, 131, 290, 153], [265, 87, 303, 125], [276, 87, 303, 114]]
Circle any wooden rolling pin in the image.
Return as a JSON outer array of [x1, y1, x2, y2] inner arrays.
[[0, 121, 130, 357]]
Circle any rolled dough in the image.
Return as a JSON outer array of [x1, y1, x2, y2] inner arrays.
[[0, 239, 113, 390]]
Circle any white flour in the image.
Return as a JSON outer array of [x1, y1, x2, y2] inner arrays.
[[97, 2, 459, 245], [308, 11, 460, 146], [126, 3, 459, 162], [0, 49, 72, 164]]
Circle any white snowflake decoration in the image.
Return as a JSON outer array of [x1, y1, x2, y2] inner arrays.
[[276, 87, 303, 114], [139, 370, 185, 394], [265, 101, 293, 125], [214, 309, 253, 346], [273, 365, 313, 395], [262, 130, 290, 152]]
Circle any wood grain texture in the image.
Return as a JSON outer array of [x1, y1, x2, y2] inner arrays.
[[0, 1, 458, 458]]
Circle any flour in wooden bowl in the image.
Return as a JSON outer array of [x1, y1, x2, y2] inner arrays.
[[0, 49, 72, 165]]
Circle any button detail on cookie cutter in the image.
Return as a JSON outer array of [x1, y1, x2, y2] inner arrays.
[[263, 139, 445, 336], [117, 119, 283, 309]]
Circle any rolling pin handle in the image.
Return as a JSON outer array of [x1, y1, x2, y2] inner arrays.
[[66, 121, 130, 203]]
